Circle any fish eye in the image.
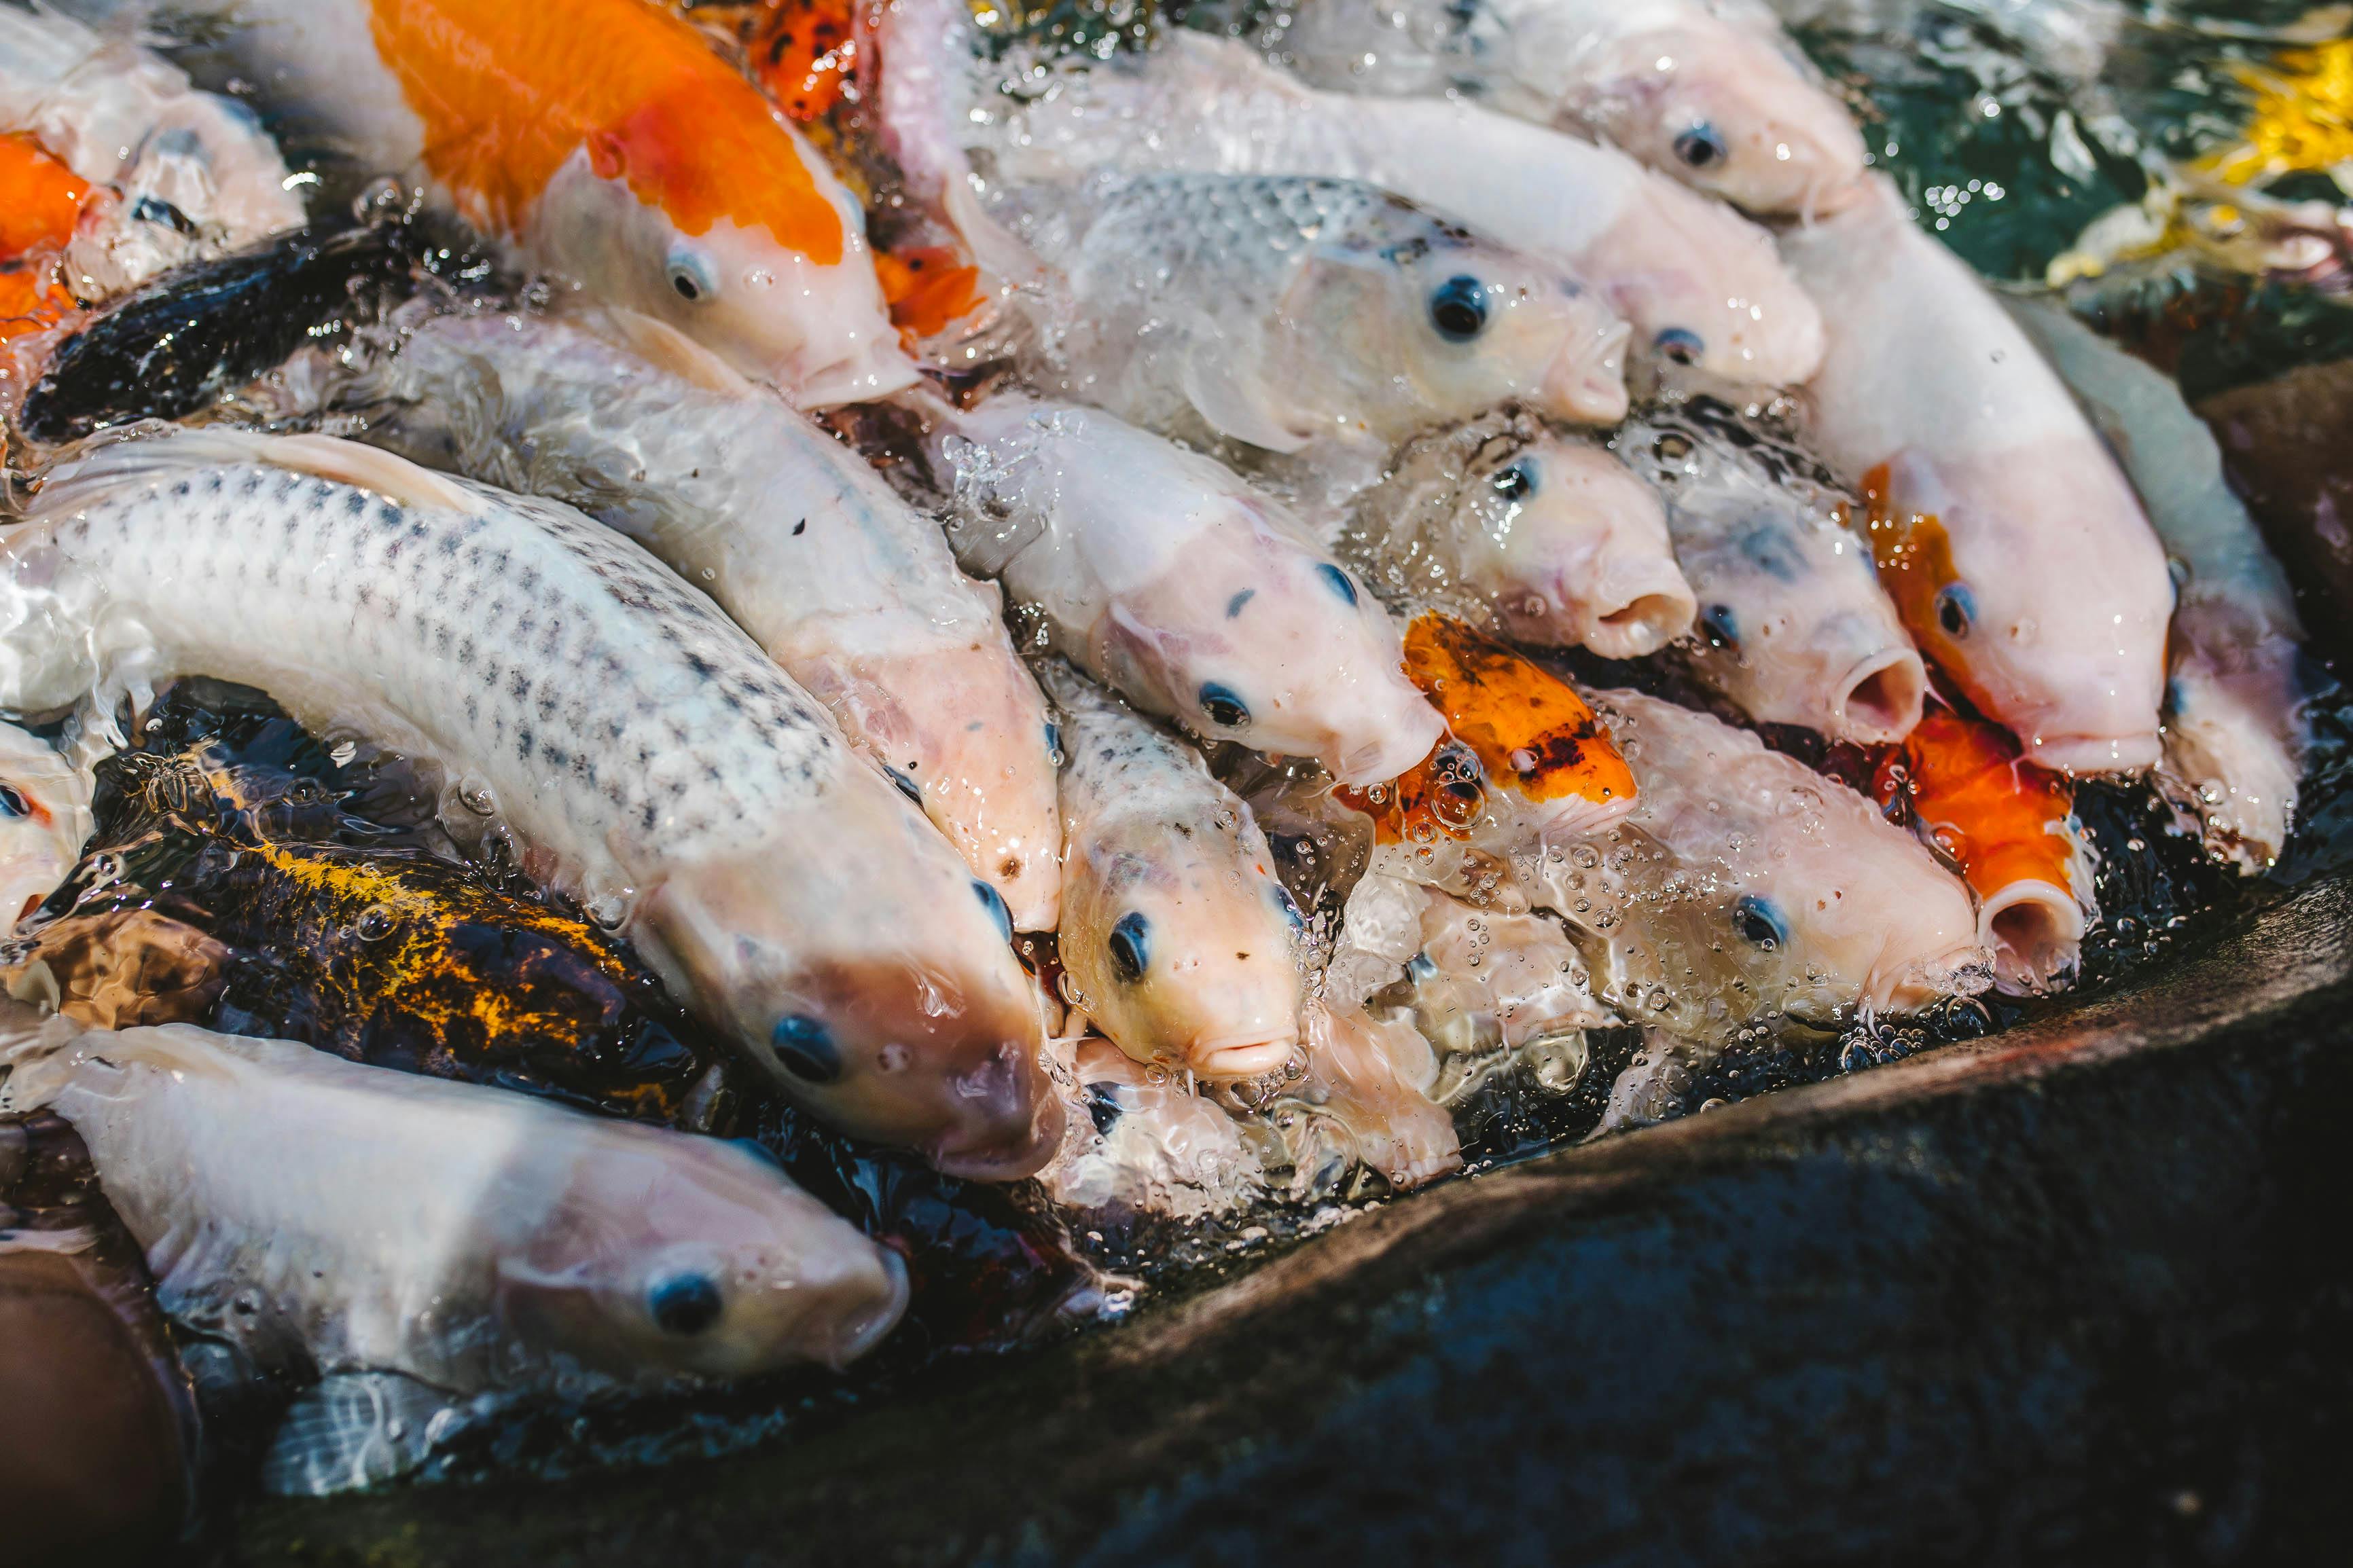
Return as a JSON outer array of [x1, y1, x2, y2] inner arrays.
[[1428, 275, 1491, 342], [648, 1271, 725, 1336], [666, 245, 721, 304], [1199, 682, 1251, 729], [1655, 327, 1706, 364], [1315, 562, 1360, 607], [770, 1015, 842, 1082], [1673, 124, 1728, 169], [1733, 894, 1786, 949], [0, 785, 26, 818], [973, 879, 1013, 943], [884, 765, 922, 805], [1703, 603, 1740, 646], [1274, 882, 1308, 932], [1083, 1082, 1126, 1134], [1492, 458, 1539, 502], [1044, 721, 1062, 761], [1936, 583, 1976, 639], [1107, 911, 1151, 983]]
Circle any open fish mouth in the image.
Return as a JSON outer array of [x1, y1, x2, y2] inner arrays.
[[1979, 879, 2086, 998], [1577, 558, 1700, 661], [1830, 648, 1928, 744], [807, 1250, 913, 1371], [1188, 1032, 1299, 1080]]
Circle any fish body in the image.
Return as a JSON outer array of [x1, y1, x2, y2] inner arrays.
[[0, 6, 304, 308], [1332, 872, 1609, 1055], [1340, 405, 1695, 658], [1261, 1002, 1462, 1191], [0, 1013, 908, 1390], [995, 169, 1631, 447], [1615, 395, 1926, 743], [1517, 686, 1983, 1042], [1277, 0, 1870, 217], [1873, 706, 2091, 994], [353, 307, 1064, 928], [1779, 177, 2173, 773], [976, 29, 1825, 384], [2001, 296, 2308, 871], [931, 398, 1444, 786], [0, 429, 1058, 1177], [1041, 662, 1304, 1082], [98, 0, 912, 404], [1039, 1034, 1264, 1218], [0, 721, 88, 932]]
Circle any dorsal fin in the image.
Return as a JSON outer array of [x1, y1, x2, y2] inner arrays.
[[31, 426, 479, 517]]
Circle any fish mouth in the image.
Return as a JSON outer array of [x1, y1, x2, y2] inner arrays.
[[2022, 729, 2163, 775], [926, 1086, 1066, 1181], [788, 342, 924, 409], [1330, 702, 1449, 788], [1540, 319, 1633, 426], [808, 1249, 912, 1371], [1830, 648, 1928, 744], [1980, 879, 2085, 998], [1188, 1031, 1299, 1080], [1575, 558, 1698, 660]]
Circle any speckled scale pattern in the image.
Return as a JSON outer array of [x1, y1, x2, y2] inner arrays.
[[1049, 668, 1232, 833]]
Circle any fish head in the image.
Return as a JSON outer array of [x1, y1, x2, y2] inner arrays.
[[1095, 504, 1445, 786], [0, 723, 89, 933], [1295, 219, 1630, 431], [641, 798, 1063, 1180], [500, 1135, 908, 1377], [1062, 824, 1306, 1081], [1583, 23, 1871, 218], [533, 114, 916, 407], [1454, 432, 1693, 657]]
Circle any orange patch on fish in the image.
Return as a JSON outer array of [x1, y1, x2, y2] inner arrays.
[[876, 244, 984, 340], [0, 133, 90, 260], [1854, 462, 1962, 655], [1873, 706, 2073, 905], [367, 0, 843, 261], [747, 0, 859, 121], [0, 266, 73, 344]]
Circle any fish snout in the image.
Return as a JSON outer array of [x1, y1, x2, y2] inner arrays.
[[1560, 552, 1700, 659], [789, 1246, 912, 1371], [788, 339, 924, 409], [925, 1036, 1066, 1180], [1327, 696, 1449, 789], [1187, 1027, 1301, 1082], [1537, 316, 1634, 426], [1977, 879, 2085, 998], [2022, 727, 2163, 775], [1829, 647, 1928, 744]]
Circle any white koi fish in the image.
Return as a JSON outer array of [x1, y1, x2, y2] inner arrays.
[[0, 721, 89, 932], [1039, 1033, 1265, 1218]]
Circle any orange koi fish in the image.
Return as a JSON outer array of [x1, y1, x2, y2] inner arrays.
[[0, 133, 89, 343], [1873, 705, 2094, 996], [156, 0, 914, 406]]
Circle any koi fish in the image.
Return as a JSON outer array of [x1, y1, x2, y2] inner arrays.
[[1041, 662, 1305, 1082], [1276, 0, 1871, 217], [1872, 704, 2094, 995], [348, 305, 1064, 929], [0, 428, 1059, 1177], [1340, 405, 1696, 659], [1039, 1033, 1265, 1218], [0, 1008, 910, 1389], [1779, 177, 2174, 772], [929, 397, 1445, 786], [94, 0, 914, 405], [0, 721, 88, 934], [1246, 1001, 1463, 1192], [1615, 394, 1926, 743]]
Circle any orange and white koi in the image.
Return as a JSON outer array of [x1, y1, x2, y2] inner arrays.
[[0, 721, 90, 934]]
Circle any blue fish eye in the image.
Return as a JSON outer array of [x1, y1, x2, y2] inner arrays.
[[1703, 603, 1740, 647], [973, 879, 1013, 942], [1315, 562, 1360, 607], [649, 1271, 725, 1336], [1107, 911, 1151, 983], [1274, 882, 1308, 932], [1044, 721, 1062, 761], [1429, 275, 1490, 342], [1733, 894, 1787, 949], [1199, 682, 1251, 729], [1936, 583, 1976, 639], [770, 1015, 842, 1082], [1655, 327, 1706, 365], [1083, 1082, 1126, 1134], [666, 244, 721, 304], [0, 785, 26, 819], [1493, 458, 1539, 502], [884, 765, 922, 805], [1673, 123, 1728, 170]]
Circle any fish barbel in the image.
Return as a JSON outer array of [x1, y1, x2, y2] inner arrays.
[[974, 27, 1824, 384], [1615, 394, 1926, 743], [0, 721, 88, 933], [1339, 406, 1696, 659], [929, 397, 1445, 786], [1779, 177, 2173, 773], [0, 427, 1060, 1177], [82, 0, 913, 405], [0, 1009, 910, 1388], [350, 306, 1064, 930], [1517, 686, 1983, 1042], [1278, 0, 1870, 217], [2001, 295, 2310, 872], [1041, 661, 1305, 1082], [992, 169, 1632, 445]]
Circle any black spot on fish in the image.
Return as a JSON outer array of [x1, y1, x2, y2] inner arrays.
[[1316, 563, 1359, 607], [1226, 589, 1256, 619], [648, 1272, 724, 1336], [792, 518, 807, 536], [1108, 912, 1151, 983], [771, 1016, 841, 1082]]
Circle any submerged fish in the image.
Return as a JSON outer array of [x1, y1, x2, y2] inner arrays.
[[1339, 405, 1696, 659], [1240, 1002, 1463, 1192], [0, 721, 88, 932], [0, 1010, 910, 1389], [1039, 1033, 1265, 1218], [1873, 705, 2093, 995], [993, 169, 1632, 448], [351, 306, 1064, 929], [93, 0, 912, 404], [971, 24, 1825, 384], [1779, 177, 2173, 773], [929, 398, 1445, 785], [2002, 296, 2310, 872], [1615, 395, 1926, 744], [0, 429, 1058, 1177], [1041, 662, 1304, 1082], [0, 5, 304, 308], [1516, 686, 1983, 1042], [1276, 0, 1871, 217]]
